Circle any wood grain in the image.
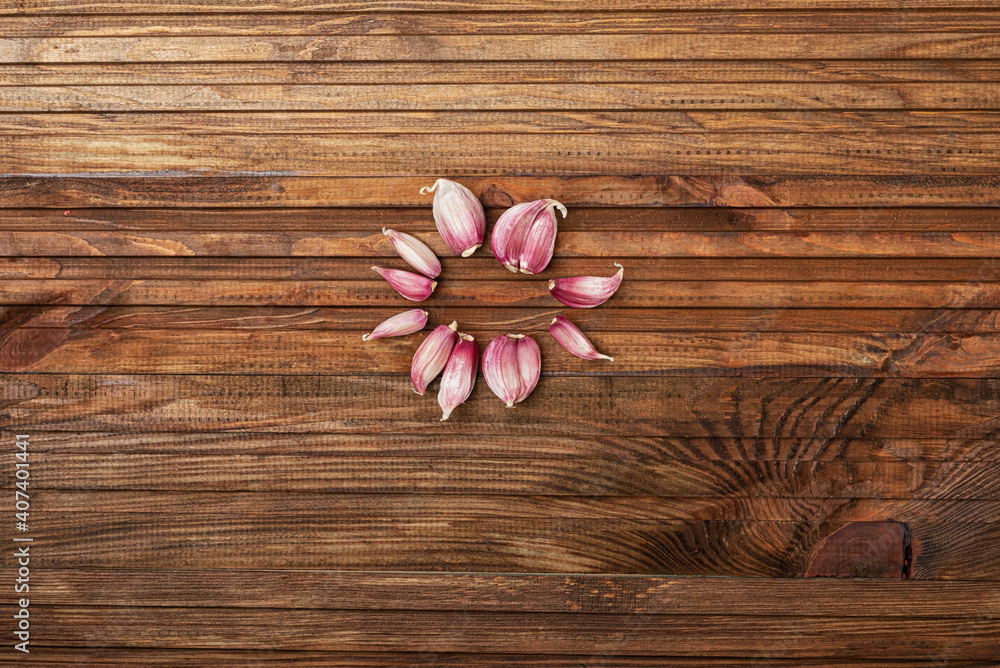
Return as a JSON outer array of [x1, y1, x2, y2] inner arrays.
[[3, 133, 999, 176], [9, 111, 1000, 136], [9, 328, 1000, 378], [11, 511, 996, 578], [4, 34, 999, 63], [7, 207, 1000, 232], [5, 175, 998, 208], [8, 278, 1000, 308], [19, 605, 999, 658], [4, 374, 1000, 438], [13, 649, 990, 668], [5, 84, 1000, 114], [6, 12, 1000, 37], [6, 431, 998, 461], [9, 230, 1000, 259], [8, 257, 1000, 282], [4, 61, 999, 86], [9, 306, 1000, 334], [4, 0, 999, 13], [22, 491, 1000, 521], [11, 450, 999, 498], [15, 569, 1000, 616]]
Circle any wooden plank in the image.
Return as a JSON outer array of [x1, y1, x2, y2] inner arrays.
[[3, 133, 999, 177], [3, 34, 999, 63], [22, 605, 1000, 657], [8, 207, 1000, 233], [5, 176, 998, 208], [6, 305, 1000, 334], [6, 430, 998, 462], [4, 61, 999, 86], [24, 491, 1000, 521], [9, 328, 1000, 378], [12, 449, 999, 497], [4, 374, 1000, 438], [5, 84, 1000, 113], [7, 278, 1000, 308], [4, 0, 999, 13], [9, 257, 1000, 282], [9, 111, 1000, 136], [9, 230, 1000, 259], [13, 649, 984, 668], [5, 12, 1000, 38], [11, 511, 997, 579], [15, 569, 1000, 617]]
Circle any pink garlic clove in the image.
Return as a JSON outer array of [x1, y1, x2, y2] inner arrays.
[[547, 263, 624, 308], [491, 200, 546, 273], [420, 179, 486, 257], [383, 227, 441, 278], [411, 321, 458, 395], [482, 334, 522, 408], [513, 335, 541, 404], [362, 309, 429, 342], [490, 199, 566, 275], [437, 332, 479, 421], [483, 333, 541, 408], [549, 315, 614, 361], [372, 266, 437, 302], [518, 200, 566, 275]]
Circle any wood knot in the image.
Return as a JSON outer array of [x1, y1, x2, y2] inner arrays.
[[480, 185, 514, 208], [804, 521, 912, 579]]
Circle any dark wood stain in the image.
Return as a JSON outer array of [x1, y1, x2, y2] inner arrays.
[[0, 1, 998, 663]]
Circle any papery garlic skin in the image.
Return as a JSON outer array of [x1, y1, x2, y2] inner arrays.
[[420, 179, 486, 257], [411, 321, 458, 395], [491, 199, 566, 275], [383, 227, 441, 278], [372, 266, 437, 302], [548, 263, 624, 308], [362, 309, 429, 342], [513, 335, 541, 403], [549, 315, 613, 360], [438, 333, 478, 421], [483, 334, 541, 407]]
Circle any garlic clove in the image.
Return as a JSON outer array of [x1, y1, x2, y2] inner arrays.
[[491, 200, 546, 273], [547, 263, 624, 308], [491, 199, 565, 275], [482, 334, 522, 408], [549, 315, 613, 360], [420, 179, 486, 257], [518, 200, 566, 275], [383, 227, 441, 278], [513, 335, 541, 404], [362, 309, 429, 342], [437, 332, 478, 421], [372, 266, 437, 302], [483, 333, 541, 408], [411, 321, 458, 395]]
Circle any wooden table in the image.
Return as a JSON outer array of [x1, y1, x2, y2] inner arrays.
[[2, 1, 999, 664]]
